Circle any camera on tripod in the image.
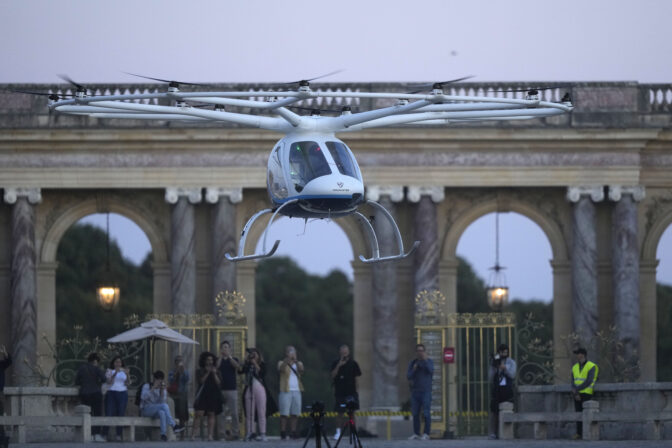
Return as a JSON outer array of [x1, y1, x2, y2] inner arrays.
[[339, 395, 359, 413], [307, 400, 325, 415]]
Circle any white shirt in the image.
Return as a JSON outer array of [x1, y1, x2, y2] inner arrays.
[[106, 369, 128, 392], [288, 363, 300, 391]]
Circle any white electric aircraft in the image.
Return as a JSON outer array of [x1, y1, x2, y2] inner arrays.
[[38, 75, 573, 263]]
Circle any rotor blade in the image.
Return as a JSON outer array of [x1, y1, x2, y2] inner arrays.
[[58, 74, 85, 91], [488, 84, 572, 93], [123, 72, 206, 86], [276, 69, 345, 86], [406, 75, 474, 94]]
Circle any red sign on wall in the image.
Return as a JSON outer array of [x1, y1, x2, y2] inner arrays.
[[443, 347, 455, 364]]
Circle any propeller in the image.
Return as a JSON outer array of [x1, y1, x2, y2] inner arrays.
[[58, 74, 88, 92], [7, 88, 73, 101], [407, 76, 474, 94], [274, 70, 344, 88], [123, 72, 206, 88], [487, 85, 571, 93]]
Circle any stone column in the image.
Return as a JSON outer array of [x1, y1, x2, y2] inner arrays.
[[165, 187, 201, 366], [608, 185, 645, 377], [407, 186, 445, 296], [366, 185, 404, 408], [4, 187, 42, 386], [566, 186, 604, 352], [206, 187, 243, 323]]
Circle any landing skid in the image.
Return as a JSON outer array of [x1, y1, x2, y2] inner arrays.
[[354, 200, 420, 263], [225, 199, 298, 262], [225, 199, 420, 263]]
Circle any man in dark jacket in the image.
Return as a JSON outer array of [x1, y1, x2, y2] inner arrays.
[[0, 345, 12, 446], [406, 343, 434, 440], [75, 352, 106, 442]]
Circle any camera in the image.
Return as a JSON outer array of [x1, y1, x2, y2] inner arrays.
[[491, 353, 502, 367], [339, 395, 359, 412], [307, 400, 325, 414]]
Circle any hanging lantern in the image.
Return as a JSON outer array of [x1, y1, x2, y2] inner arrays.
[[486, 212, 509, 311], [96, 212, 120, 311]]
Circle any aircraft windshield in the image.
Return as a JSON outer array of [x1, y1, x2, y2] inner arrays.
[[289, 141, 332, 189], [326, 141, 359, 179]]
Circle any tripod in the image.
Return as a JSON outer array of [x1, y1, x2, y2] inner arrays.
[[302, 408, 331, 448], [334, 408, 362, 448]]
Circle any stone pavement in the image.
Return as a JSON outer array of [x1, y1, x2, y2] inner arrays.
[[8, 438, 672, 448]]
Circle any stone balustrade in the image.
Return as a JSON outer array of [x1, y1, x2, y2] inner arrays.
[[1, 82, 671, 129]]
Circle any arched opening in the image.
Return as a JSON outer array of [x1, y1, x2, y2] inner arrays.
[[55, 212, 153, 341], [656, 224, 672, 380], [253, 217, 356, 412]]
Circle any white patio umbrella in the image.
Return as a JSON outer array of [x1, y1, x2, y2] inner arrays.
[[108, 319, 199, 345], [107, 319, 199, 378]]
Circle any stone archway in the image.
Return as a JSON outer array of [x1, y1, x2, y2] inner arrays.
[[640, 200, 672, 380], [439, 191, 571, 369], [36, 192, 170, 370]]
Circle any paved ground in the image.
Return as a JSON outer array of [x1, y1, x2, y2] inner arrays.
[[8, 438, 672, 448]]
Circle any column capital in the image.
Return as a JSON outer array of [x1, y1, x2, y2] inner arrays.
[[608, 185, 646, 202], [205, 187, 243, 204], [566, 186, 604, 203], [366, 185, 404, 202], [407, 186, 445, 203], [165, 187, 202, 204], [3, 187, 42, 204]]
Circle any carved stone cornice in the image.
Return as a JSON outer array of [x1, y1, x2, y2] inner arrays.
[[407, 186, 445, 203], [205, 187, 243, 204], [366, 185, 404, 202], [608, 185, 646, 202], [3, 187, 42, 204], [566, 186, 604, 203], [165, 187, 202, 204]]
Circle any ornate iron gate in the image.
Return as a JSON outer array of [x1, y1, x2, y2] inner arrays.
[[414, 291, 516, 437]]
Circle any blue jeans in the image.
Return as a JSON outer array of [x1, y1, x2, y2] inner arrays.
[[141, 403, 175, 435], [104, 390, 128, 436], [411, 390, 432, 435]]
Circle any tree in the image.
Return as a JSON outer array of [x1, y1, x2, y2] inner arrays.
[[56, 223, 153, 342]]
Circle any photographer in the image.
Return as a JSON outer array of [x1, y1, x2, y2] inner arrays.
[[278, 345, 304, 440], [139, 370, 185, 441], [406, 343, 434, 440], [330, 344, 361, 440], [168, 355, 190, 437], [240, 348, 274, 441], [192, 352, 222, 441], [488, 343, 516, 440], [216, 341, 240, 440]]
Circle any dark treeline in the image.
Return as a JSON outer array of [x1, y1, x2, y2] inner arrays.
[[56, 223, 672, 391]]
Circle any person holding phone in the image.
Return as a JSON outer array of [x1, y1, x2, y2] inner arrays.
[[139, 371, 185, 441], [330, 344, 361, 440]]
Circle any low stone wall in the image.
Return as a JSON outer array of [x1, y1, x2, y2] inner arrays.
[[3, 386, 146, 442], [517, 382, 672, 439]]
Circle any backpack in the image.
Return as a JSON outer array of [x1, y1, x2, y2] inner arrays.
[[135, 382, 148, 407]]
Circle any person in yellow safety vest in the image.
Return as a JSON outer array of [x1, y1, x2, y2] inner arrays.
[[571, 347, 598, 439]]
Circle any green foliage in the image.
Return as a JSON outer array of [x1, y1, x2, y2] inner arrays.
[[56, 223, 153, 342], [657, 283, 672, 381], [456, 256, 490, 313], [255, 257, 352, 411]]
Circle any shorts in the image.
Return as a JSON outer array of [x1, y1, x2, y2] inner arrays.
[[334, 394, 359, 412], [278, 391, 302, 416]]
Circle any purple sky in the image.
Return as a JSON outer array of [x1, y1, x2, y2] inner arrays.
[[4, 0, 672, 299]]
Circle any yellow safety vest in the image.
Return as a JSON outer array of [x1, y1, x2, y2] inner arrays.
[[572, 361, 598, 395]]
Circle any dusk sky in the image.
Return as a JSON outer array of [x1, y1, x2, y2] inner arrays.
[[2, 0, 671, 300]]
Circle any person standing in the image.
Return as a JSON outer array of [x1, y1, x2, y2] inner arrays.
[[216, 340, 241, 441], [488, 343, 516, 440], [140, 370, 185, 441], [75, 352, 107, 442], [330, 344, 361, 441], [192, 352, 222, 441], [0, 345, 12, 446], [168, 355, 190, 436], [407, 344, 434, 440], [278, 345, 304, 440], [103, 356, 130, 441], [241, 348, 270, 442], [571, 347, 599, 439]]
